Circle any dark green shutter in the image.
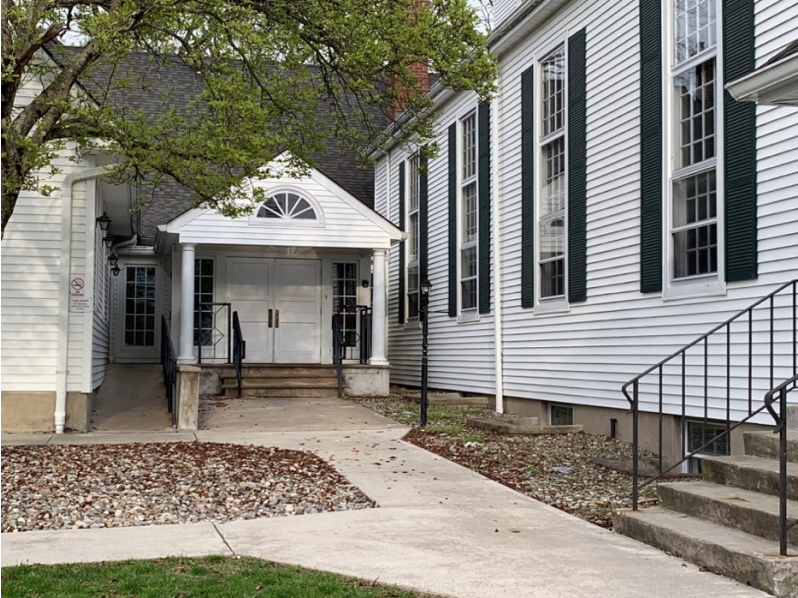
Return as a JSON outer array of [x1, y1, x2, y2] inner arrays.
[[420, 151, 429, 286], [478, 103, 491, 314], [448, 123, 458, 317], [724, 0, 757, 282], [639, 0, 663, 293], [568, 28, 587, 303], [521, 65, 535, 308], [397, 161, 406, 324]]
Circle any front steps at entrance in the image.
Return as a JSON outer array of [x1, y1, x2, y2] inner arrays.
[[614, 409, 798, 597], [216, 365, 340, 398]]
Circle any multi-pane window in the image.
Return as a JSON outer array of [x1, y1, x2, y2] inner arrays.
[[539, 46, 566, 299], [256, 192, 317, 220], [407, 155, 420, 319], [460, 112, 478, 311], [124, 267, 156, 347], [194, 259, 214, 346], [671, 0, 718, 280], [333, 262, 359, 354]]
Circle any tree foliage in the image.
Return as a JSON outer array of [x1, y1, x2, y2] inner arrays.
[[1, 0, 496, 235]]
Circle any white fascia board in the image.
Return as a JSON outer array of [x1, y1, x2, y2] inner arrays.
[[725, 54, 798, 104], [162, 208, 209, 233], [309, 168, 407, 241], [488, 0, 572, 58]]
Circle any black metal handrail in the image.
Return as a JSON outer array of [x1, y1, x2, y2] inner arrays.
[[332, 313, 345, 398], [764, 373, 798, 556], [232, 311, 245, 397], [196, 302, 232, 364], [160, 315, 177, 427], [334, 304, 372, 363], [623, 279, 797, 555]]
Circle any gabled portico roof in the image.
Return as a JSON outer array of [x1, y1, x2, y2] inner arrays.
[[156, 161, 405, 253]]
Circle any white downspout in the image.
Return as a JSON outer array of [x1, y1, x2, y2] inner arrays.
[[491, 91, 505, 414], [55, 166, 106, 433]]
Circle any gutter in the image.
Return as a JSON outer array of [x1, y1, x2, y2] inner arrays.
[[55, 165, 106, 433], [725, 53, 798, 104], [490, 91, 505, 414]]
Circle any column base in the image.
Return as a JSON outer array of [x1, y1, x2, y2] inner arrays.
[[368, 357, 390, 366], [176, 355, 198, 365]]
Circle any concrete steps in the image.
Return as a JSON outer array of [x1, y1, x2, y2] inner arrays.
[[219, 365, 340, 398], [701, 454, 798, 498], [614, 506, 798, 597], [658, 480, 798, 544], [744, 429, 798, 463], [614, 405, 798, 596]]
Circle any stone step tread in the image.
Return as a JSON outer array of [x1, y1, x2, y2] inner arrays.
[[659, 480, 798, 519], [704, 454, 798, 477], [617, 505, 797, 558], [221, 378, 338, 389], [744, 430, 798, 463], [224, 388, 340, 398], [614, 507, 798, 596]]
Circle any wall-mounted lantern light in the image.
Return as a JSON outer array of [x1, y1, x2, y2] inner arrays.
[[96, 211, 112, 231], [111, 265, 121, 277], [108, 252, 119, 268], [102, 235, 114, 249]]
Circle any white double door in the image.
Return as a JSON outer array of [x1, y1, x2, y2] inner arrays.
[[227, 257, 322, 363]]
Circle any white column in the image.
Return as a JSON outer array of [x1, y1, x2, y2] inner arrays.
[[177, 243, 197, 364], [369, 248, 389, 366]]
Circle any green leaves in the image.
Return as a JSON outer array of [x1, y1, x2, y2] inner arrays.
[[2, 0, 497, 235]]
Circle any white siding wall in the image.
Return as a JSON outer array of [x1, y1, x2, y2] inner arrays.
[[381, 92, 497, 393], [92, 183, 112, 389], [1, 66, 96, 394], [66, 181, 88, 391], [375, 0, 798, 421], [493, 0, 520, 27]]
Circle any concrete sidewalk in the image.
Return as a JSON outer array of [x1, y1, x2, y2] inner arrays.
[[1, 428, 768, 598]]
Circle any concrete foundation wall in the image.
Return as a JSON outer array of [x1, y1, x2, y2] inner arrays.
[[199, 368, 222, 395], [344, 365, 389, 396], [503, 396, 770, 466], [1, 391, 93, 433]]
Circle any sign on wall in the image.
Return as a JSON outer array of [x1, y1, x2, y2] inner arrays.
[[69, 277, 91, 313]]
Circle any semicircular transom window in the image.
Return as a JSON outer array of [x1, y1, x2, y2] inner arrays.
[[256, 192, 318, 221]]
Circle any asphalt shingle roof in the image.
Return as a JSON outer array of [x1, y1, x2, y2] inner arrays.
[[48, 46, 383, 245]]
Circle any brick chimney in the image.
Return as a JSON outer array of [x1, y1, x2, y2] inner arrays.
[[389, 0, 430, 120]]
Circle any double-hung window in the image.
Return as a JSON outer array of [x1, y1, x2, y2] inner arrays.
[[670, 0, 719, 283], [460, 112, 478, 312], [407, 154, 420, 319], [539, 46, 567, 300]]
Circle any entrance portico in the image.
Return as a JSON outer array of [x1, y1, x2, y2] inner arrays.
[[155, 163, 404, 371]]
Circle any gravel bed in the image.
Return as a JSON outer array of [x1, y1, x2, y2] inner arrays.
[[1, 443, 374, 533], [351, 395, 656, 528]]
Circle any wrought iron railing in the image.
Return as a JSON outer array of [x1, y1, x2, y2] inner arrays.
[[764, 373, 798, 556], [196, 302, 232, 363], [332, 313, 345, 398], [623, 279, 797, 556], [160, 315, 177, 427], [232, 311, 245, 397]]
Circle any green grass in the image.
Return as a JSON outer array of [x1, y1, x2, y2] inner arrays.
[[1, 556, 433, 598], [462, 433, 485, 444], [424, 423, 465, 435]]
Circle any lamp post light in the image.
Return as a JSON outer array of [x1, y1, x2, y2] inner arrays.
[[420, 279, 432, 428], [96, 211, 112, 231]]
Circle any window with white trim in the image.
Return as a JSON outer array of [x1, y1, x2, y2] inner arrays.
[[539, 46, 566, 300], [407, 155, 420, 319], [460, 112, 478, 311], [670, 0, 719, 281], [256, 191, 318, 220]]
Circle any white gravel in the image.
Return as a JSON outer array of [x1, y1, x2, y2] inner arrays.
[[1, 442, 374, 533]]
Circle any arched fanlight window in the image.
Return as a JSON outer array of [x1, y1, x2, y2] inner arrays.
[[257, 192, 318, 220]]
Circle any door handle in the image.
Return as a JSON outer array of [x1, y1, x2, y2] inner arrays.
[[275, 309, 280, 329], [268, 308, 273, 328]]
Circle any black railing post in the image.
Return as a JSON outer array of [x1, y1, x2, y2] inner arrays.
[[779, 386, 788, 557], [632, 380, 639, 510]]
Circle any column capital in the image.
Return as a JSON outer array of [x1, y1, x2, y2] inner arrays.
[[181, 243, 197, 251], [372, 247, 388, 257]]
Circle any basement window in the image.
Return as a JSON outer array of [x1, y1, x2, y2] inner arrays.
[[550, 403, 573, 426], [686, 420, 729, 473]]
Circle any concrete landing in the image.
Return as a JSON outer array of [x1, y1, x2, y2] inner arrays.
[[90, 364, 171, 432]]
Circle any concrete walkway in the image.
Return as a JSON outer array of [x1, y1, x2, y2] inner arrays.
[[1, 425, 769, 598], [90, 364, 171, 431]]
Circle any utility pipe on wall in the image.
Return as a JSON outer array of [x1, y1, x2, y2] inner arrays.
[[491, 90, 505, 414], [55, 166, 106, 433]]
